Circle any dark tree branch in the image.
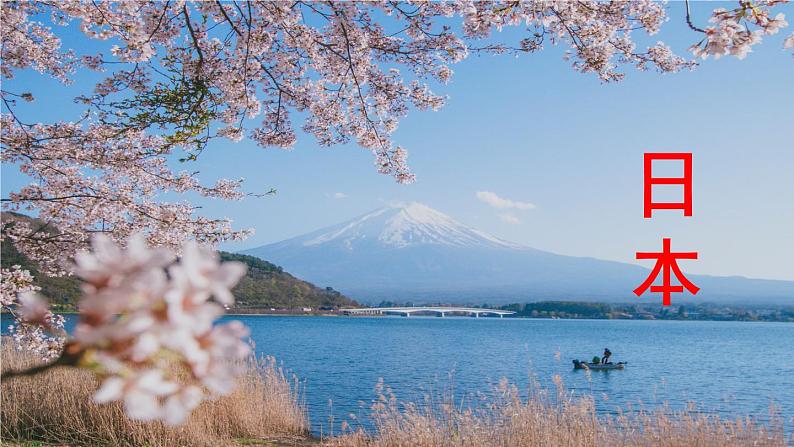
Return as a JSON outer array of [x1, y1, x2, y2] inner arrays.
[[685, 0, 707, 33]]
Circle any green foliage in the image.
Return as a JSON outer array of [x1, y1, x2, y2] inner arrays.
[[500, 300, 794, 322], [510, 301, 611, 317], [90, 63, 220, 158]]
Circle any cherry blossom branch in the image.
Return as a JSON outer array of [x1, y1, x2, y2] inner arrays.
[[183, 5, 205, 66]]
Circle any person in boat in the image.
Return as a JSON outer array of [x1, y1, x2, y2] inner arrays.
[[602, 348, 612, 364]]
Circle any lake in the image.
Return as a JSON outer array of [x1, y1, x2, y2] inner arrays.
[[4, 315, 793, 435]]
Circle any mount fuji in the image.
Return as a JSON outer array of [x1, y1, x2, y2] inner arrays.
[[242, 203, 794, 305]]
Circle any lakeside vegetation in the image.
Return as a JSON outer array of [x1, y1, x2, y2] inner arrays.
[[2, 341, 788, 447], [499, 301, 794, 322], [376, 300, 794, 323]]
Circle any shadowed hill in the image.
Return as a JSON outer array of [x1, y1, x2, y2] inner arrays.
[[1, 212, 357, 311], [219, 252, 358, 310]]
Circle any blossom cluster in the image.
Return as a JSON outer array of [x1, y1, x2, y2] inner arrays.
[[1, 264, 39, 307], [14, 234, 251, 425], [690, 2, 790, 59], [2, 2, 792, 280], [8, 306, 66, 361], [458, 1, 694, 81], [1, 117, 252, 276], [1, 264, 66, 360]]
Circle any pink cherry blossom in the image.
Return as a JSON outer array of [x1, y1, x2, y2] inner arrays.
[[8, 314, 65, 361], [1, 265, 39, 307], [74, 236, 249, 424], [74, 233, 174, 290], [1, 263, 65, 360], [16, 292, 51, 326], [163, 385, 204, 426], [4, 234, 251, 425], [785, 32, 794, 50], [170, 241, 247, 306], [93, 370, 180, 421]]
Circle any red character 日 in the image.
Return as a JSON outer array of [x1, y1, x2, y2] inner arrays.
[[644, 152, 693, 218]]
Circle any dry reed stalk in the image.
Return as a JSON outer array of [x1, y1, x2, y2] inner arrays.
[[1, 340, 308, 447], [324, 376, 790, 447]]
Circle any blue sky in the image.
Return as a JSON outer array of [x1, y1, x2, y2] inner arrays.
[[3, 2, 793, 281]]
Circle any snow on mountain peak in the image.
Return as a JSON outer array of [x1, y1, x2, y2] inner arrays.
[[302, 202, 521, 249]]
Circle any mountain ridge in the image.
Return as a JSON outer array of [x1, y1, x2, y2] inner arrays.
[[242, 203, 794, 305]]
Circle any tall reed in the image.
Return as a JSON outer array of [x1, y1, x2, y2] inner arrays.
[[325, 376, 789, 447], [1, 340, 307, 446]]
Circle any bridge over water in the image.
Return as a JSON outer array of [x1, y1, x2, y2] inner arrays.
[[340, 306, 516, 318]]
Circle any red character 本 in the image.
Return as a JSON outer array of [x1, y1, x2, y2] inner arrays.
[[634, 238, 699, 306]]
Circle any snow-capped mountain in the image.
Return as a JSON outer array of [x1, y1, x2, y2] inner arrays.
[[289, 202, 520, 251], [242, 203, 794, 304]]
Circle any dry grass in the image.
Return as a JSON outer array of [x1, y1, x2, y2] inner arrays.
[[325, 377, 790, 447], [0, 340, 308, 447], [3, 340, 791, 447]]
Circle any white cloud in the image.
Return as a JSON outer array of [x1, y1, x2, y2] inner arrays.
[[475, 191, 535, 210], [498, 213, 520, 224], [332, 192, 348, 199]]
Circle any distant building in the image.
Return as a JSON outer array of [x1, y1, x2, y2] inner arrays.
[[302, 307, 312, 312]]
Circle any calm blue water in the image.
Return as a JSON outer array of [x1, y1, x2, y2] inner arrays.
[[5, 315, 793, 435]]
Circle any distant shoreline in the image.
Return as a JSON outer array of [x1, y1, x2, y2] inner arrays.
[[5, 300, 793, 323], [220, 313, 794, 323]]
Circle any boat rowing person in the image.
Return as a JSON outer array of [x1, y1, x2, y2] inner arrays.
[[602, 348, 612, 364]]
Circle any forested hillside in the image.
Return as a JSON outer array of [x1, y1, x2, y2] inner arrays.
[[219, 252, 358, 310], [1, 213, 357, 311]]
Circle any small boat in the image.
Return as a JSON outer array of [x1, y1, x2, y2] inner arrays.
[[572, 360, 627, 370]]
